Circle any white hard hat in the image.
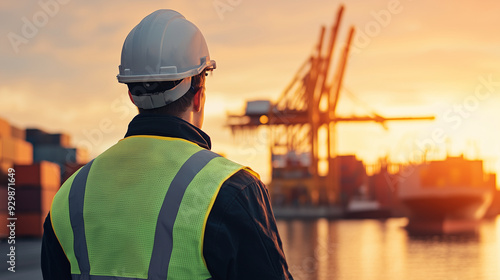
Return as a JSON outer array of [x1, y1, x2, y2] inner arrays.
[[117, 9, 216, 109]]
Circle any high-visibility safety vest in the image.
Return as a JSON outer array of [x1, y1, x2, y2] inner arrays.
[[50, 135, 258, 280]]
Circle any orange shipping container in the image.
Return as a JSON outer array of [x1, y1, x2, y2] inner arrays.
[[11, 126, 25, 140], [58, 133, 71, 148], [0, 118, 11, 138], [0, 137, 33, 164], [0, 137, 16, 162], [0, 160, 13, 178], [14, 138, 33, 165], [14, 161, 61, 190]]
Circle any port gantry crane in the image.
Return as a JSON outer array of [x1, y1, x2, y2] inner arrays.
[[226, 6, 434, 207]]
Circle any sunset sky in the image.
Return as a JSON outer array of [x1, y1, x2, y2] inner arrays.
[[1, 0, 500, 184]]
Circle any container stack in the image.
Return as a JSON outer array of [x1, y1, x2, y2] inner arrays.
[[7, 161, 60, 237], [26, 128, 88, 179], [0, 118, 34, 178], [0, 118, 35, 237], [0, 118, 87, 238]]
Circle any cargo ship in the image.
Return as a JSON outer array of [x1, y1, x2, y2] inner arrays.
[[398, 156, 496, 234]]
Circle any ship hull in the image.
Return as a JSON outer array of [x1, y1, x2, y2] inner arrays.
[[398, 158, 495, 234], [401, 193, 493, 234], [402, 194, 490, 221]]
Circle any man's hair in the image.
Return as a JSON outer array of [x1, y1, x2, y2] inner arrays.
[[127, 70, 206, 116]]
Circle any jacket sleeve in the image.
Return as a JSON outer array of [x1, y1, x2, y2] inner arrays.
[[41, 212, 72, 280], [203, 170, 294, 280]]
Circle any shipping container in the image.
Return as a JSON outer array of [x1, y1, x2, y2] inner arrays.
[[0, 185, 54, 238], [0, 213, 8, 238], [0, 185, 6, 212], [26, 128, 71, 147], [0, 137, 32, 164], [14, 161, 61, 190], [14, 212, 46, 238], [33, 145, 78, 164], [0, 137, 16, 162], [11, 126, 25, 140], [0, 118, 11, 138], [14, 138, 33, 165], [13, 186, 57, 213], [0, 160, 13, 179], [52, 133, 71, 147], [25, 128, 46, 144]]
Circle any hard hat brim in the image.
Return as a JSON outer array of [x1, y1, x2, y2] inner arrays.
[[117, 59, 215, 84]]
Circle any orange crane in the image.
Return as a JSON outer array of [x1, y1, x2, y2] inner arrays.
[[227, 6, 434, 206]]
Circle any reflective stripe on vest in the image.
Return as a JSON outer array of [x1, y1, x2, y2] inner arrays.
[[51, 136, 254, 279], [69, 159, 94, 278], [148, 149, 218, 280]]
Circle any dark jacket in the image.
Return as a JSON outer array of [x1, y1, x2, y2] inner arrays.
[[41, 114, 293, 280]]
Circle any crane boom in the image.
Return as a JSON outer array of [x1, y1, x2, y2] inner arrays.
[[226, 6, 434, 207]]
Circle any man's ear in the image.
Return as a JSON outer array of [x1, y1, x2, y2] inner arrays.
[[193, 88, 203, 112]]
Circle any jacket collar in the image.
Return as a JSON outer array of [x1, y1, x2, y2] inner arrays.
[[124, 114, 212, 150]]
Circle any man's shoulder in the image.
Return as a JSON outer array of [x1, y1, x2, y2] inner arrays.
[[207, 168, 273, 235], [212, 169, 266, 210], [222, 169, 263, 193]]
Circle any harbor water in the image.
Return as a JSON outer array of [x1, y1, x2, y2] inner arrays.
[[2, 217, 500, 279], [277, 217, 500, 280]]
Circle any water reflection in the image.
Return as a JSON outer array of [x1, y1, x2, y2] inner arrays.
[[277, 217, 500, 280]]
